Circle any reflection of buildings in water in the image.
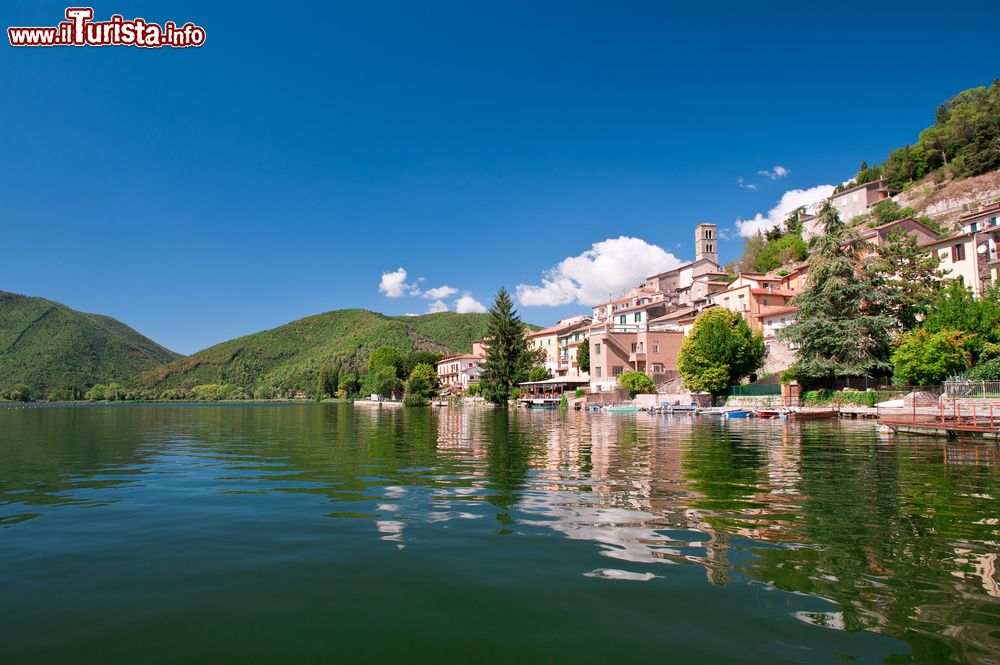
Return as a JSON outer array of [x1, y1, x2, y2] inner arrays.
[[952, 548, 1000, 599], [515, 412, 737, 585]]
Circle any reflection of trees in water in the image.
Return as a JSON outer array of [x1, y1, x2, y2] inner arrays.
[[0, 406, 166, 520], [6, 405, 1000, 660]]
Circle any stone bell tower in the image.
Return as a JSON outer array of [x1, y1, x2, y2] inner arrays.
[[695, 223, 718, 265]]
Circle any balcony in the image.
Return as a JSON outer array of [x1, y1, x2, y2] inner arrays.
[[629, 351, 646, 363]]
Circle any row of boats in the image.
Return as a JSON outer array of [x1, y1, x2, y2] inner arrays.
[[720, 408, 839, 420]]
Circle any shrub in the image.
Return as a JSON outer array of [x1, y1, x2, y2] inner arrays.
[[402, 394, 428, 406], [618, 371, 655, 397], [8, 384, 32, 402], [892, 329, 971, 386], [574, 388, 586, 398], [968, 358, 1000, 381]]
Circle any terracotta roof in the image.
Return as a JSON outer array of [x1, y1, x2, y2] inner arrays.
[[435, 354, 480, 365]]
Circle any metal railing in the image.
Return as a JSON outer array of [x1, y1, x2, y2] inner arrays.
[[728, 384, 782, 397], [944, 379, 1000, 400]]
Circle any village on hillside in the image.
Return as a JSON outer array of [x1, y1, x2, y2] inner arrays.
[[433, 180, 1000, 408]]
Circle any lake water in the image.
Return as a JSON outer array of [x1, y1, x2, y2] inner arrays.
[[1, 403, 999, 664]]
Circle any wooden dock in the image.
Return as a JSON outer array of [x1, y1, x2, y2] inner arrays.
[[879, 402, 1000, 439]]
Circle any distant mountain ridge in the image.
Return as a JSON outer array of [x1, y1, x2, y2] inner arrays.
[[142, 308, 495, 393], [0, 290, 180, 393]]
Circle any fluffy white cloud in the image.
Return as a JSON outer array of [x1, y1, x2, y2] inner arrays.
[[455, 294, 487, 313], [422, 285, 458, 300], [427, 299, 449, 313], [735, 184, 835, 237], [758, 165, 790, 180], [379, 267, 416, 297], [737, 176, 757, 190], [516, 236, 682, 307]]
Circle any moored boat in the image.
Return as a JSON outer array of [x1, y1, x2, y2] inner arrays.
[[788, 408, 839, 420], [725, 409, 752, 419]]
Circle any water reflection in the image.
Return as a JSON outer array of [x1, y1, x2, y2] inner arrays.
[[1, 404, 999, 662]]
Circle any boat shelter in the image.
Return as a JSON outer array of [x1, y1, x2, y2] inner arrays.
[[518, 377, 590, 407]]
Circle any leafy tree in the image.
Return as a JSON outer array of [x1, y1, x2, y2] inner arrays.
[[678, 308, 765, 394], [754, 234, 808, 272], [527, 365, 550, 382], [402, 351, 442, 378], [368, 347, 404, 378], [407, 363, 439, 394], [862, 229, 944, 331], [338, 372, 360, 397], [891, 329, 971, 386], [366, 364, 402, 399], [780, 202, 894, 385], [577, 337, 590, 373], [618, 371, 655, 397], [479, 288, 534, 406], [923, 281, 1000, 359]]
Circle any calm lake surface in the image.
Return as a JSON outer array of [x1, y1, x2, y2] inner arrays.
[[2, 404, 999, 664]]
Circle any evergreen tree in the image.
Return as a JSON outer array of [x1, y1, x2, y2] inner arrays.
[[780, 203, 894, 385], [317, 366, 330, 398], [479, 288, 533, 406], [577, 338, 590, 373], [862, 229, 944, 331]]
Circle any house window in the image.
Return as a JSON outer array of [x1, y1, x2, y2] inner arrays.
[[653, 341, 659, 353], [634, 312, 642, 322], [595, 343, 601, 355], [953, 244, 966, 261], [595, 367, 602, 377], [548, 339, 552, 345], [631, 342, 637, 352], [651, 363, 663, 373], [619, 315, 627, 325], [612, 366, 624, 377], [972, 222, 979, 232]]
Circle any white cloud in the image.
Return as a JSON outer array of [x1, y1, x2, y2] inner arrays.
[[422, 285, 458, 300], [735, 184, 835, 237], [379, 267, 417, 297], [516, 236, 682, 307], [737, 176, 757, 190], [455, 293, 487, 313], [427, 299, 449, 313], [757, 165, 790, 180]]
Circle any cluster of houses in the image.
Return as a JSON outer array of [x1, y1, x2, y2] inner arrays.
[[436, 183, 1000, 399]]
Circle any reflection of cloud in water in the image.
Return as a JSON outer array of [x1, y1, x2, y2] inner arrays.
[[584, 568, 660, 581]]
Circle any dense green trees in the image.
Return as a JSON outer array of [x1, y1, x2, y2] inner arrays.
[[678, 308, 765, 394], [923, 281, 1000, 361], [527, 365, 550, 382], [780, 203, 893, 384], [843, 80, 1000, 191], [618, 371, 655, 397], [479, 288, 534, 406], [891, 329, 971, 386], [862, 230, 944, 331], [403, 362, 439, 406]]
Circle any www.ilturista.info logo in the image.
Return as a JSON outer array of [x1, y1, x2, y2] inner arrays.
[[8, 8, 205, 48]]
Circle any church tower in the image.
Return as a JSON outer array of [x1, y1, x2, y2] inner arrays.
[[695, 223, 718, 265]]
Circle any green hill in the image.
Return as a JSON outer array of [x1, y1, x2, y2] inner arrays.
[[143, 309, 495, 393], [0, 291, 180, 394]]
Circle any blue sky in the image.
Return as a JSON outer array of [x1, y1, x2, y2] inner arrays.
[[3, 0, 998, 354]]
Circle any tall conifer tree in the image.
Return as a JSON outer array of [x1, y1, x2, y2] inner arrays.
[[780, 202, 893, 385], [480, 288, 533, 406]]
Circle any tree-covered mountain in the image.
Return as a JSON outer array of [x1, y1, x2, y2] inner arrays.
[[843, 79, 1000, 192], [142, 309, 494, 394], [0, 291, 180, 395]]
